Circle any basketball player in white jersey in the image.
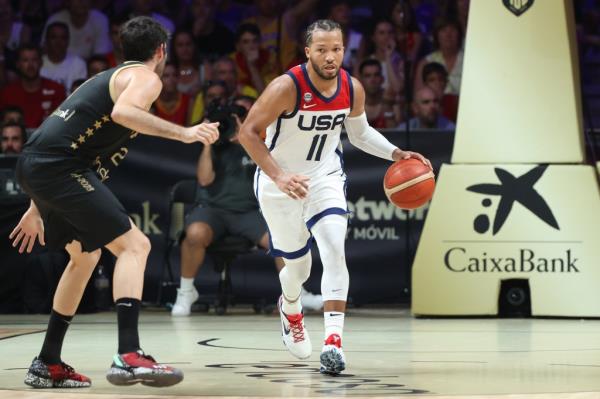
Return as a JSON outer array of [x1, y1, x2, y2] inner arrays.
[[239, 19, 431, 375]]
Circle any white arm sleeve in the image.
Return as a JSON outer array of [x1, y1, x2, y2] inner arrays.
[[344, 112, 397, 161]]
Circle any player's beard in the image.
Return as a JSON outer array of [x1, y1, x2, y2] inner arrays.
[[155, 57, 167, 77], [310, 60, 339, 81]]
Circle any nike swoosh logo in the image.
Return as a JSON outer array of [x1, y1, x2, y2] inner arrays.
[[332, 289, 342, 292], [329, 313, 342, 317], [117, 302, 133, 307], [282, 320, 290, 335], [302, 103, 316, 109]]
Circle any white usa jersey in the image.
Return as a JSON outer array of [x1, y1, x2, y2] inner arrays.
[[263, 63, 354, 178]]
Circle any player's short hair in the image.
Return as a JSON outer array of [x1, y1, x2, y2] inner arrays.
[[305, 19, 342, 47], [120, 16, 169, 62]]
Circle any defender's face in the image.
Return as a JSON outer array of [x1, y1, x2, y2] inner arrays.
[[305, 30, 344, 81]]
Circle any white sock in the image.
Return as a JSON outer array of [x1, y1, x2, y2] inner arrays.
[[180, 277, 195, 291], [324, 311, 344, 340]]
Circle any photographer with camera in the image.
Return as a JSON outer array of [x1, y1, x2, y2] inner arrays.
[[172, 96, 323, 316]]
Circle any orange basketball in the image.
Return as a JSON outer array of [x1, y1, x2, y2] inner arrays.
[[383, 158, 435, 209]]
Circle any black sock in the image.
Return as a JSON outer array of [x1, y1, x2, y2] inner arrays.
[[116, 298, 141, 354], [39, 309, 73, 364]]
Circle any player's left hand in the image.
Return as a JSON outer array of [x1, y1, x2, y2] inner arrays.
[[393, 149, 433, 170], [9, 207, 45, 254]]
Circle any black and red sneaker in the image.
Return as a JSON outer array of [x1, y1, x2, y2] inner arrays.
[[24, 357, 91, 388], [106, 350, 183, 387]]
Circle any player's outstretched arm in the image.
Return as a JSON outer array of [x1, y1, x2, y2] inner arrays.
[[345, 77, 432, 169], [111, 67, 219, 145], [239, 75, 309, 199]]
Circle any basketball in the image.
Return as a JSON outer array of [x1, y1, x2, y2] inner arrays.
[[383, 158, 435, 209]]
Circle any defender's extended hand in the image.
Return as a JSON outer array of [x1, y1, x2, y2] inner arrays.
[[9, 208, 45, 254], [182, 122, 220, 144]]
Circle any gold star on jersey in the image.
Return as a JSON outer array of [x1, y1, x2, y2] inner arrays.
[[70, 114, 112, 152]]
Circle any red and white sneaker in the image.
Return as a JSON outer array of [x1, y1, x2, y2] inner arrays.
[[278, 296, 312, 359], [24, 357, 91, 388], [106, 350, 183, 387], [320, 334, 346, 375]]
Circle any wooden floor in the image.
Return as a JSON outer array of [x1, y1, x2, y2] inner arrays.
[[1, 307, 600, 399]]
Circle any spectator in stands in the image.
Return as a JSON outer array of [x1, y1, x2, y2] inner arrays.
[[171, 30, 205, 96], [215, 0, 253, 33], [325, 0, 362, 71], [358, 59, 401, 128], [106, 15, 126, 67], [0, 0, 32, 85], [389, 0, 423, 65], [422, 61, 459, 122], [172, 95, 322, 316], [443, 0, 470, 36], [189, 57, 257, 124], [398, 86, 455, 130], [87, 54, 109, 78], [127, 0, 175, 33], [153, 62, 191, 126], [415, 18, 464, 95], [231, 23, 278, 94], [243, 0, 318, 71], [43, 0, 111, 59], [41, 22, 87, 93], [358, 19, 404, 95], [0, 44, 66, 129], [1, 121, 27, 155], [0, 105, 24, 124], [188, 0, 235, 59], [200, 80, 228, 119]]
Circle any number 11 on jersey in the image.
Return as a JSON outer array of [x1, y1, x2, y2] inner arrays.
[[306, 134, 327, 161]]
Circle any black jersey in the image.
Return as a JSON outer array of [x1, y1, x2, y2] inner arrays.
[[24, 61, 145, 169]]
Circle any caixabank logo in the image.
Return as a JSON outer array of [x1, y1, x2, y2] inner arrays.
[[443, 165, 579, 274], [466, 165, 559, 235]]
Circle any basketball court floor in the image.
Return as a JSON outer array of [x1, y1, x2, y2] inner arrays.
[[1, 307, 600, 399]]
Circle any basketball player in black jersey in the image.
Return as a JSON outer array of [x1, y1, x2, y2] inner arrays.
[[9, 17, 219, 388]]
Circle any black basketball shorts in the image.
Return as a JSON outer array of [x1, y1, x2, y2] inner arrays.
[[16, 155, 131, 252]]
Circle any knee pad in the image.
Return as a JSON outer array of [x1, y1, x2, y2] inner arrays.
[[279, 251, 312, 297], [311, 216, 349, 301]]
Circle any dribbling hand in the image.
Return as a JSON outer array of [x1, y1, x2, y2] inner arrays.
[[9, 207, 45, 254], [275, 173, 310, 200], [183, 122, 220, 144], [393, 149, 433, 170]]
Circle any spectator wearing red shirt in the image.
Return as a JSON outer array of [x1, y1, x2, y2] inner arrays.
[[153, 63, 191, 126], [230, 23, 278, 94], [0, 44, 65, 129]]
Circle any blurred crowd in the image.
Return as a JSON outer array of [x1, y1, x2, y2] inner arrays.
[[1, 0, 600, 155]]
